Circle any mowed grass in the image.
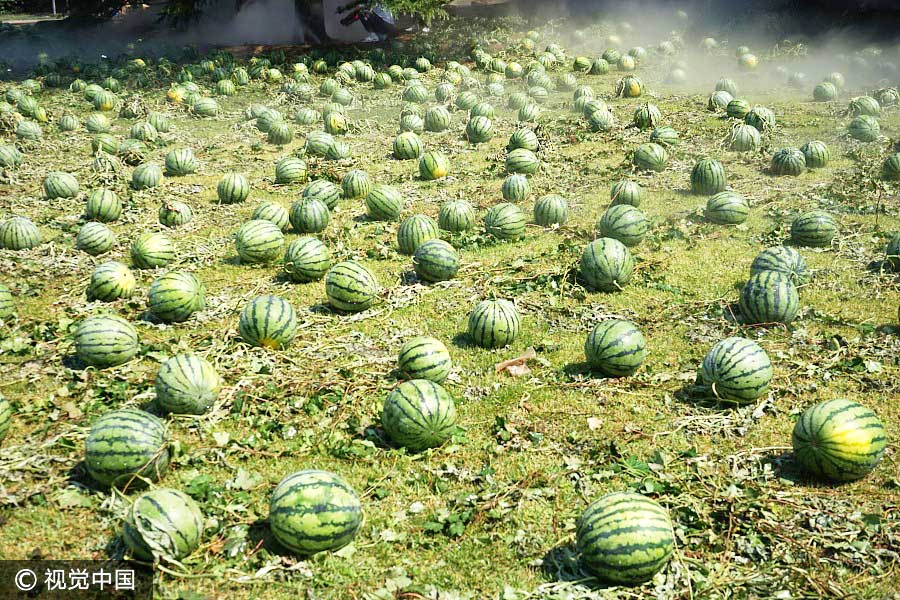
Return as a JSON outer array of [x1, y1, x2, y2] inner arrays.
[[1, 20, 899, 599]]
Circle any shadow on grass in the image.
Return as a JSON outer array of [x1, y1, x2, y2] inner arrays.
[[451, 332, 474, 349]]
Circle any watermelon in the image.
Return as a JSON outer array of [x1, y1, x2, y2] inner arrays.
[[485, 203, 527, 240], [848, 115, 880, 142], [649, 126, 679, 148], [466, 116, 493, 143], [726, 98, 751, 119], [164, 148, 197, 176], [690, 159, 727, 195], [438, 200, 476, 232], [16, 120, 42, 141], [576, 492, 674, 585], [699, 337, 773, 403], [728, 124, 761, 152], [610, 180, 642, 207], [750, 246, 809, 283], [881, 153, 900, 181], [85, 408, 169, 488], [425, 106, 452, 132], [289, 198, 330, 234], [591, 58, 610, 75], [295, 107, 320, 125], [85, 189, 122, 223], [616, 75, 643, 98], [190, 97, 219, 117], [398, 336, 451, 382], [148, 271, 206, 323], [800, 141, 829, 169], [770, 148, 806, 176], [85, 112, 111, 133], [633, 143, 667, 171], [325, 261, 380, 313], [419, 151, 449, 180], [365, 185, 404, 221], [382, 379, 458, 451], [633, 103, 661, 130], [706, 191, 749, 225], [848, 95, 880, 116], [122, 489, 204, 561], [235, 219, 285, 264], [506, 148, 540, 174], [87, 261, 136, 302], [59, 114, 80, 132], [707, 90, 733, 111], [598, 206, 649, 247], [251, 202, 290, 232], [501, 174, 531, 202], [580, 238, 635, 292], [155, 353, 220, 414], [885, 234, 900, 272], [269, 470, 362, 555], [715, 78, 739, 96], [129, 122, 158, 143], [791, 210, 837, 247], [341, 169, 373, 200], [275, 156, 308, 184], [739, 271, 800, 325], [284, 237, 331, 283], [393, 132, 424, 160], [322, 112, 347, 136], [0, 144, 23, 169], [74, 314, 140, 368], [0, 217, 41, 250], [533, 194, 569, 226], [399, 114, 424, 134], [0, 393, 11, 443], [239, 295, 298, 349], [587, 109, 615, 132], [508, 127, 540, 152], [302, 179, 342, 210], [76, 222, 116, 256], [414, 239, 459, 283], [159, 201, 193, 228], [467, 299, 520, 349], [398, 215, 439, 255], [131, 233, 175, 269], [585, 319, 647, 376], [813, 82, 838, 102], [43, 171, 80, 199], [792, 399, 886, 482], [131, 163, 163, 190], [217, 173, 251, 204]]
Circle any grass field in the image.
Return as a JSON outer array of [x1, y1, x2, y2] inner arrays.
[[0, 16, 898, 600]]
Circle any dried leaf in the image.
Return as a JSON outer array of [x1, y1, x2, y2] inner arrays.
[[495, 348, 537, 376]]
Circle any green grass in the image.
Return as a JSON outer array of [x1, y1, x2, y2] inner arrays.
[[1, 18, 899, 600]]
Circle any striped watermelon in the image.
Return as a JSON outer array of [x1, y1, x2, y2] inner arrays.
[[706, 191, 749, 225], [534, 194, 569, 226], [269, 470, 362, 555], [325, 140, 351, 162], [726, 98, 751, 119], [485, 203, 527, 240], [239, 295, 298, 349], [323, 112, 347, 136], [43, 171, 80, 199], [580, 238, 635, 292], [750, 246, 809, 283], [398, 215, 439, 255], [587, 108, 615, 132], [598, 206, 649, 247], [217, 173, 251, 204], [16, 121, 42, 141], [424, 106, 452, 132], [813, 82, 838, 102], [131, 163, 163, 190], [393, 132, 424, 160], [398, 336, 451, 382], [792, 399, 886, 482], [85, 113, 111, 133], [341, 169, 373, 200], [466, 116, 493, 143], [325, 261, 380, 313], [506, 148, 540, 175], [716, 77, 739, 96], [366, 185, 404, 221], [791, 210, 837, 247], [576, 492, 674, 584], [251, 202, 290, 232], [633, 103, 661, 130], [690, 158, 727, 195], [399, 114, 424, 134], [610, 180, 642, 207], [727, 124, 761, 152], [0, 284, 13, 320], [164, 148, 197, 176], [882, 153, 900, 181], [709, 90, 734, 111], [155, 353, 220, 414], [616, 75, 643, 98], [419, 151, 449, 180], [131, 233, 175, 269], [159, 201, 193, 228], [633, 143, 667, 171], [129, 122, 158, 143], [74, 314, 140, 368], [76, 222, 116, 256], [0, 393, 10, 444], [801, 141, 829, 168], [585, 319, 647, 376], [235, 219, 285, 264], [700, 337, 773, 403], [284, 237, 331, 283], [848, 115, 879, 142], [849, 95, 880, 116], [739, 271, 800, 325], [122, 489, 204, 561], [414, 239, 459, 283], [274, 156, 308, 184], [886, 234, 900, 272], [649, 126, 679, 148], [467, 299, 520, 349], [85, 408, 169, 488], [87, 262, 136, 302], [148, 271, 206, 323], [438, 201, 476, 232], [501, 174, 531, 202], [770, 148, 806, 176], [85, 189, 122, 223], [302, 179, 342, 210], [382, 379, 458, 451], [289, 198, 330, 235], [0, 144, 23, 169], [508, 127, 540, 152]]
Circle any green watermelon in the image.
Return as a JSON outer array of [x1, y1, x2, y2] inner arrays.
[[508, 127, 540, 152], [598, 206, 649, 247], [791, 210, 837, 247], [419, 151, 449, 180], [239, 295, 298, 349], [792, 399, 886, 482], [85, 189, 122, 223], [76, 222, 116, 256], [438, 200, 476, 232], [848, 115, 880, 142], [533, 194, 569, 226], [585, 319, 647, 377], [269, 470, 362, 555], [576, 492, 674, 584], [632, 103, 661, 130], [159, 201, 193, 228], [506, 148, 540, 174], [325, 261, 380, 313], [342, 169, 374, 200], [770, 148, 806, 176], [813, 81, 838, 102], [302, 179, 342, 210], [122, 489, 204, 561], [706, 191, 749, 225], [382, 379, 457, 451], [848, 95, 880, 116], [0, 393, 11, 444], [424, 106, 452, 132], [251, 202, 290, 232], [690, 158, 727, 195], [164, 148, 197, 176], [398, 215, 439, 255], [131, 233, 175, 269], [750, 246, 809, 283], [587, 109, 615, 132], [235, 219, 285, 264], [881, 153, 900, 181], [365, 185, 404, 221], [649, 126, 679, 148], [87, 262, 136, 302], [85, 408, 169, 488], [726, 98, 751, 119], [217, 173, 251, 204], [707, 90, 733, 111], [131, 162, 163, 190], [467, 299, 520, 349], [739, 271, 800, 325], [43, 171, 80, 199], [284, 237, 331, 283], [275, 156, 308, 184], [745, 106, 776, 131], [398, 336, 451, 382], [728, 124, 761, 152], [485, 203, 527, 240], [466, 116, 493, 143], [414, 239, 459, 283], [633, 143, 667, 171], [700, 337, 773, 403], [610, 180, 642, 207], [393, 131, 424, 160], [580, 238, 635, 292], [74, 314, 139, 368], [155, 353, 220, 414], [148, 271, 206, 323]]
